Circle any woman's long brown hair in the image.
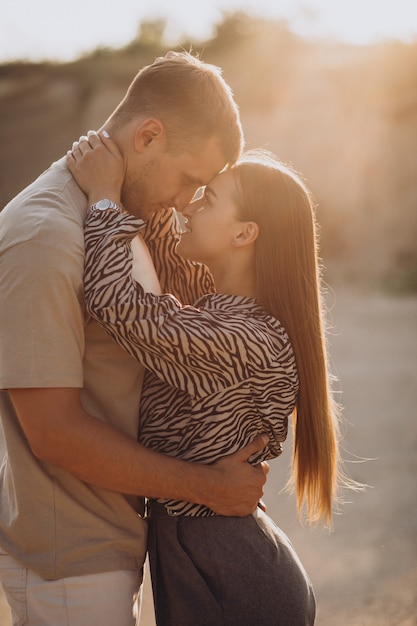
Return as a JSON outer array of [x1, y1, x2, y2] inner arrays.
[[232, 151, 341, 524]]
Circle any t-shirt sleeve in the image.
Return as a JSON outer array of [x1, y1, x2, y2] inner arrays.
[[0, 230, 85, 389]]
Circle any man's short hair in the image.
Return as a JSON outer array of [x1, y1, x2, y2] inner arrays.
[[113, 51, 244, 167]]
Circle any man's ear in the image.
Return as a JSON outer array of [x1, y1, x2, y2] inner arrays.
[[233, 221, 259, 248], [134, 118, 164, 152]]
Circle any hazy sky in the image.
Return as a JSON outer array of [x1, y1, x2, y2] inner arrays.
[[1, 0, 416, 63]]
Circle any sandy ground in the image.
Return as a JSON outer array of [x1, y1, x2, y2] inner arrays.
[[1, 286, 416, 625]]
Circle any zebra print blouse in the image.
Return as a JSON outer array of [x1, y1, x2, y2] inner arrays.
[[84, 208, 299, 516]]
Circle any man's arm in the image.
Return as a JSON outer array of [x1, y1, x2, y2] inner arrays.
[[9, 387, 268, 517]]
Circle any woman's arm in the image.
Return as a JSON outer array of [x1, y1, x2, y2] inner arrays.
[[142, 207, 215, 304], [68, 133, 239, 396], [84, 208, 253, 397]]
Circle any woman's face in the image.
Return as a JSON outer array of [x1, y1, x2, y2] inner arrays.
[[177, 170, 243, 269]]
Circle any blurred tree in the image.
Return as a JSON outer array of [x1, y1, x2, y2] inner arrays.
[[0, 13, 416, 289], [136, 19, 167, 49]]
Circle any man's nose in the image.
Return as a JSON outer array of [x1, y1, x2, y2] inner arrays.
[[173, 187, 198, 212], [180, 203, 192, 218]]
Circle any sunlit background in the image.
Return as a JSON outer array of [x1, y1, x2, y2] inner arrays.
[[1, 0, 417, 62], [0, 2, 416, 625]]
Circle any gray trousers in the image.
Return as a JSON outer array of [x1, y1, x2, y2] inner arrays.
[[147, 503, 316, 625]]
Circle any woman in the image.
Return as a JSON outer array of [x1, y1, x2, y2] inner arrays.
[[67, 135, 342, 625]]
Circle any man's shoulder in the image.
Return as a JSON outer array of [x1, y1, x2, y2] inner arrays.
[[1, 157, 86, 243]]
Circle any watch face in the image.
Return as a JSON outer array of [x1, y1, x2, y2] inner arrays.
[[97, 199, 112, 210], [89, 199, 123, 213]]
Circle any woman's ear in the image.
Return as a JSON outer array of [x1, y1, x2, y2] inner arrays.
[[134, 118, 164, 152], [233, 221, 259, 248]]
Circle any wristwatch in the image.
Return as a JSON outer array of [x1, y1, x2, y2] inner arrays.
[[88, 198, 124, 213]]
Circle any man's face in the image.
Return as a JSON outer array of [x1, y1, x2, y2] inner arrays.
[[121, 136, 226, 220]]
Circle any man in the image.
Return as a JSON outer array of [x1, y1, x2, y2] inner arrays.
[[0, 51, 268, 625]]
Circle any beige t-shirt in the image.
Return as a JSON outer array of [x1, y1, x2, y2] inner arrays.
[[0, 158, 147, 579]]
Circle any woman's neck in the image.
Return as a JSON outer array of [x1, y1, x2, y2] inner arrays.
[[211, 263, 257, 299]]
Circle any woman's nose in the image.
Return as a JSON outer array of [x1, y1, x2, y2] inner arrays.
[[173, 186, 199, 212], [180, 198, 201, 218]]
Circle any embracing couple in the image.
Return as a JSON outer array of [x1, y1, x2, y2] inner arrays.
[[0, 51, 344, 625]]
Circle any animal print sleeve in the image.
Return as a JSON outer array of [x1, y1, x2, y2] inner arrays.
[[141, 207, 215, 304], [84, 210, 274, 398]]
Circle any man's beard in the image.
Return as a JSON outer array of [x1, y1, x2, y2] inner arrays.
[[121, 160, 155, 219], [121, 179, 146, 219]]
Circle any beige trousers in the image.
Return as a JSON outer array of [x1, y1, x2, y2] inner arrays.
[[0, 548, 142, 626]]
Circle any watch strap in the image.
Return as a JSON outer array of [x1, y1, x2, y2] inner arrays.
[[88, 198, 125, 213]]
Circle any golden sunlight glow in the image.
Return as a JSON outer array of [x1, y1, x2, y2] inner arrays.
[[0, 0, 416, 63]]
